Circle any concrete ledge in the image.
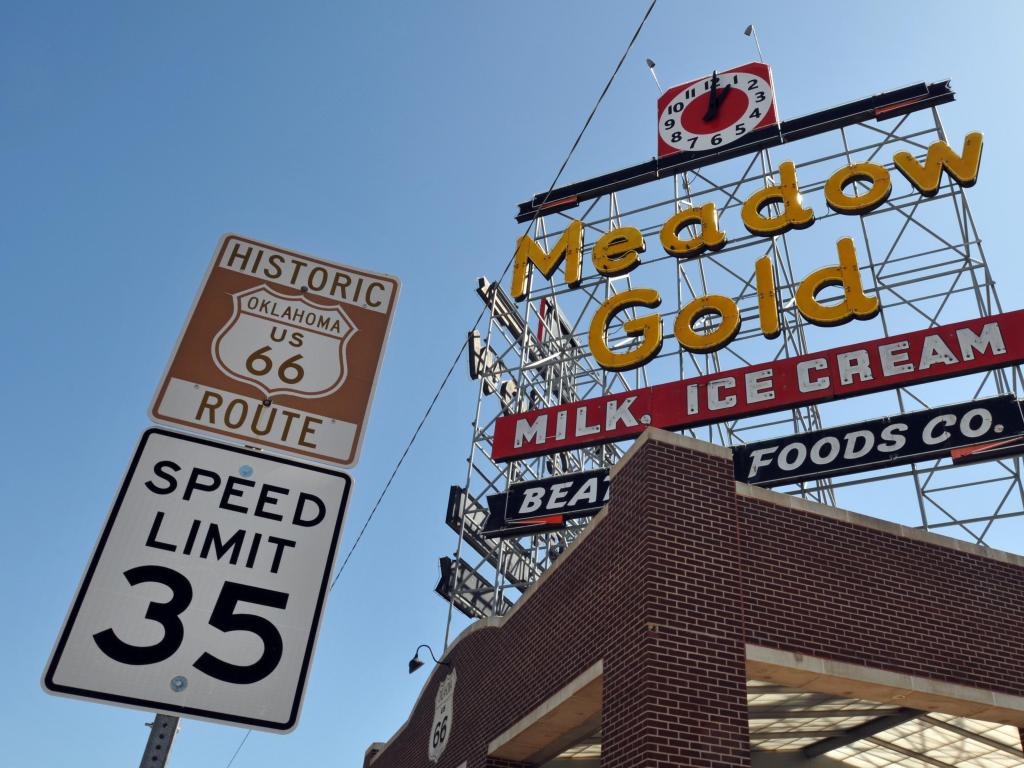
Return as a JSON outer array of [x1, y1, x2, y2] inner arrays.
[[610, 427, 732, 479], [736, 481, 1024, 569], [747, 645, 1024, 727], [363, 742, 386, 768], [488, 660, 603, 762]]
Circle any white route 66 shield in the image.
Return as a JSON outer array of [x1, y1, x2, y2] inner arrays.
[[212, 285, 356, 399], [428, 669, 456, 763]]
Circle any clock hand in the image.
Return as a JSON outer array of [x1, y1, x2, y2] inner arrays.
[[703, 71, 723, 121], [704, 80, 733, 122], [717, 82, 732, 108]]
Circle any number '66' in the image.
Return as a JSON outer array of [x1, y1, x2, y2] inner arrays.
[[245, 346, 305, 384]]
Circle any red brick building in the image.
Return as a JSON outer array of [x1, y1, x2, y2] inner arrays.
[[365, 429, 1024, 767]]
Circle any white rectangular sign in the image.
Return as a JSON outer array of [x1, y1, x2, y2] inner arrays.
[[43, 428, 350, 732]]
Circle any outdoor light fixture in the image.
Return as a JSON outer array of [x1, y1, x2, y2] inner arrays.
[[645, 57, 662, 92], [744, 24, 765, 62], [408, 644, 451, 674]]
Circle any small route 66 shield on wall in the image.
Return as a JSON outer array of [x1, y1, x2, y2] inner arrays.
[[429, 669, 456, 763], [150, 234, 399, 468]]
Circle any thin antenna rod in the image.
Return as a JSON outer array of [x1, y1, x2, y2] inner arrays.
[[744, 24, 766, 63], [645, 58, 663, 93], [744, 23, 781, 128]]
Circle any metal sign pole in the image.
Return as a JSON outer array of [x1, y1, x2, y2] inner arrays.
[[138, 714, 179, 768]]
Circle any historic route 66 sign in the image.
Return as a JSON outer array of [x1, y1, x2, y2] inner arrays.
[[428, 669, 456, 763], [151, 234, 399, 467], [213, 285, 356, 399]]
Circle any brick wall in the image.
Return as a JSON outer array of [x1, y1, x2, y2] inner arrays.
[[366, 430, 1024, 768], [740, 492, 1024, 694]]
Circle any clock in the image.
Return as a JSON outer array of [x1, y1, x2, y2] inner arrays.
[[657, 62, 778, 158]]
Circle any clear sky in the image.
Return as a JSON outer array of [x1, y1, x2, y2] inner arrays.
[[4, 1, 1024, 766]]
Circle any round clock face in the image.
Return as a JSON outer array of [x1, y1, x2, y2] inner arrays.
[[658, 70, 774, 154]]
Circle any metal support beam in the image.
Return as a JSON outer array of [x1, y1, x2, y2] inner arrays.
[[515, 81, 954, 221], [456, 92, 1023, 621], [139, 714, 179, 768], [801, 708, 922, 758], [749, 707, 905, 720], [919, 714, 1024, 758], [864, 735, 956, 767]]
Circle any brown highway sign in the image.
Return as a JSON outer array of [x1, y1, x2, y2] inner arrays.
[[150, 234, 399, 467]]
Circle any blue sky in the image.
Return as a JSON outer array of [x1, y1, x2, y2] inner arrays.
[[4, 2, 1024, 766]]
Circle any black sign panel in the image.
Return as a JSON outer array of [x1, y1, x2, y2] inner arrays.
[[734, 395, 1024, 486], [484, 469, 610, 538]]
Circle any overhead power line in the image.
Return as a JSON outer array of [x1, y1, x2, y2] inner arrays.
[[221, 2, 657, 764]]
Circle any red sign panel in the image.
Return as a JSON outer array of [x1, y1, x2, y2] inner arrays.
[[657, 61, 778, 158], [492, 311, 1024, 462]]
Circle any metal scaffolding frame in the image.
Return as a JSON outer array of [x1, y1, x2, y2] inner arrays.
[[439, 96, 1024, 630]]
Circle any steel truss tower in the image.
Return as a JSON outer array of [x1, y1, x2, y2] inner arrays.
[[439, 84, 1024, 632]]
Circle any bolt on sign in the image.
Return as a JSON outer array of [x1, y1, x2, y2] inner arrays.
[[150, 234, 400, 467], [43, 429, 350, 732]]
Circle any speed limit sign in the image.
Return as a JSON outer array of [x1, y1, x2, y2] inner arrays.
[[43, 428, 350, 732], [150, 234, 399, 467]]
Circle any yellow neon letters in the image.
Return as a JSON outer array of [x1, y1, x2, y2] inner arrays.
[[824, 162, 892, 214], [893, 131, 983, 197], [510, 132, 982, 370], [741, 161, 815, 236], [511, 220, 584, 300], [795, 238, 880, 326], [593, 227, 645, 276], [754, 256, 780, 339], [673, 295, 741, 353], [588, 243, 880, 360], [589, 288, 663, 371], [659, 203, 727, 259]]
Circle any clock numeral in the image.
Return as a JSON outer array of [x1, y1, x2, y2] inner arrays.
[[684, 88, 695, 99], [711, 133, 723, 146], [732, 75, 739, 84], [748, 78, 758, 91], [735, 123, 747, 136], [669, 102, 684, 114], [687, 136, 699, 149], [664, 118, 675, 130], [670, 131, 682, 144], [749, 108, 762, 120], [755, 91, 766, 103]]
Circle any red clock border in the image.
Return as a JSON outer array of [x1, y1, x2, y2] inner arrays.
[[657, 61, 779, 158]]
